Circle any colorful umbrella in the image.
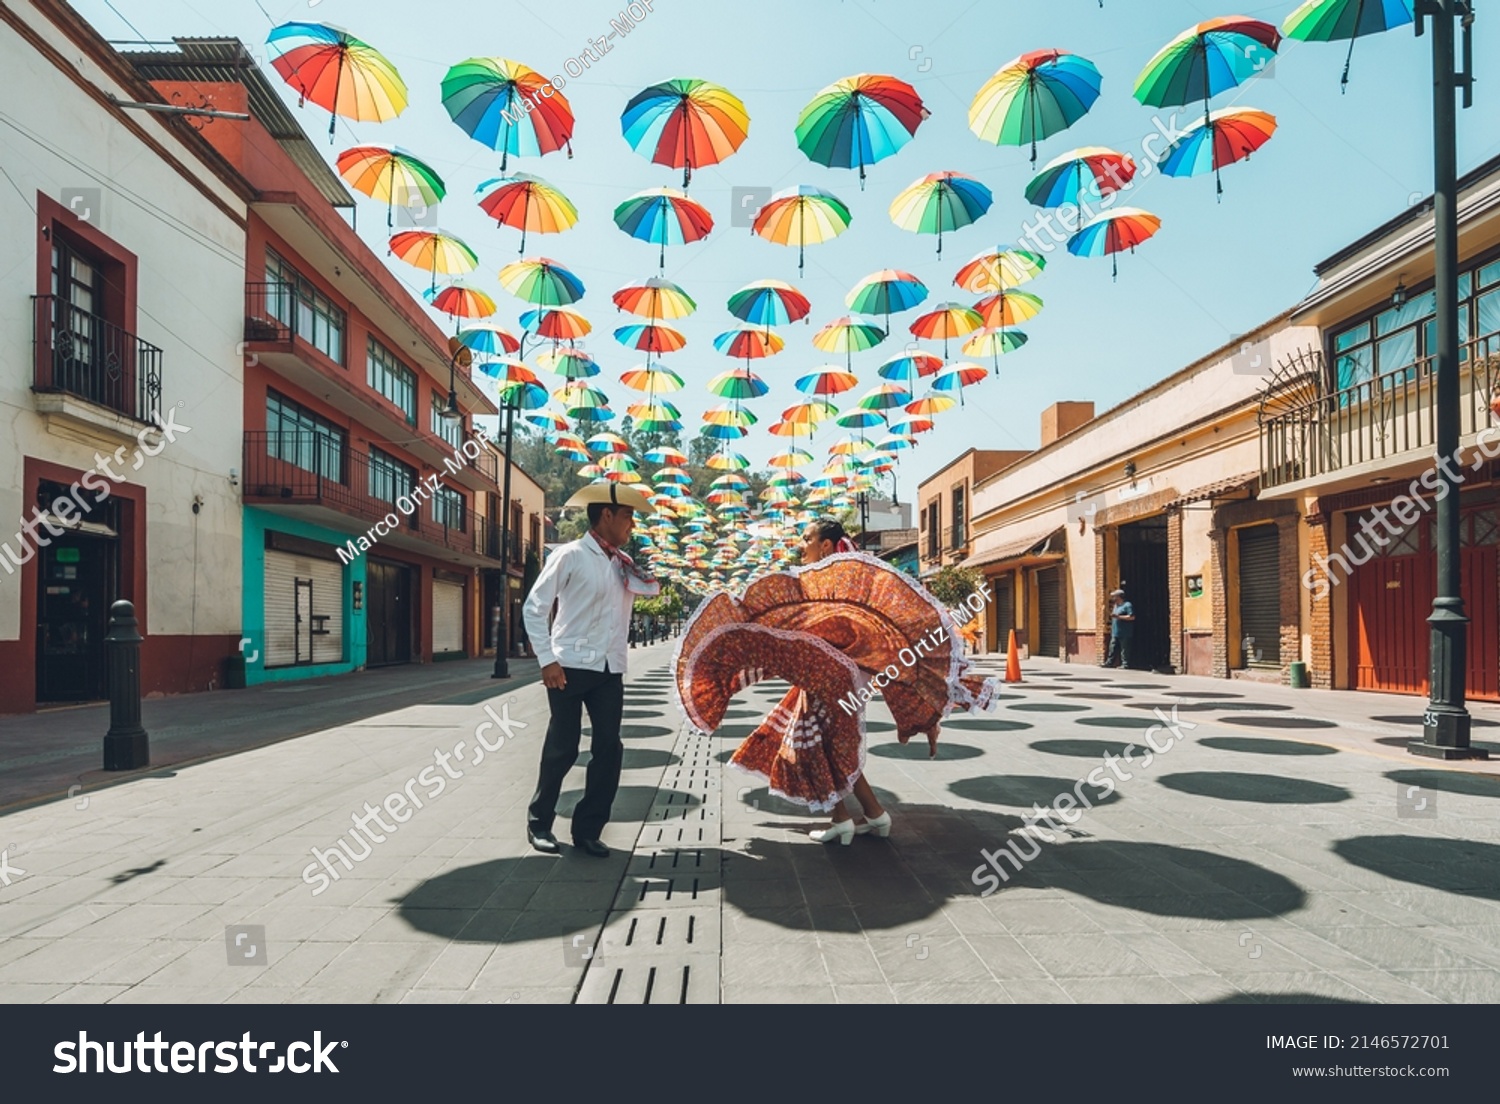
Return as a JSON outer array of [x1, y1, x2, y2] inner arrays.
[[654, 465, 693, 483], [769, 448, 814, 468], [614, 187, 714, 269], [856, 384, 912, 412], [906, 393, 957, 417], [876, 349, 944, 385], [812, 316, 886, 369], [646, 446, 689, 466], [713, 327, 784, 360], [613, 277, 697, 320], [336, 146, 444, 228], [1282, 0, 1415, 90], [586, 431, 631, 454], [704, 404, 758, 429], [614, 322, 688, 354], [387, 230, 477, 291], [475, 356, 538, 386], [521, 306, 592, 341], [795, 367, 861, 397], [932, 362, 988, 406], [476, 174, 578, 255], [910, 302, 984, 358], [834, 407, 885, 430], [268, 22, 407, 141], [964, 327, 1030, 375], [782, 400, 839, 425], [456, 322, 521, 357], [1134, 18, 1281, 125], [620, 366, 686, 394], [954, 245, 1046, 294], [441, 57, 574, 171], [889, 172, 993, 257], [1067, 207, 1162, 280], [621, 78, 750, 188], [796, 74, 929, 187], [1155, 107, 1278, 198], [707, 369, 769, 400], [969, 50, 1103, 166], [526, 410, 570, 432], [846, 269, 928, 333], [494, 380, 548, 411], [751, 186, 852, 275], [499, 257, 585, 306], [727, 280, 811, 326], [1024, 147, 1137, 209], [974, 289, 1044, 330], [535, 347, 599, 379], [425, 283, 496, 326]]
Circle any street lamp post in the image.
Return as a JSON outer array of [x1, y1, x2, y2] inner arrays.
[[1412, 0, 1484, 759], [491, 395, 516, 679]]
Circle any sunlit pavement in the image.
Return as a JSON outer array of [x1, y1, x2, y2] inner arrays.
[[2, 643, 1499, 1005]]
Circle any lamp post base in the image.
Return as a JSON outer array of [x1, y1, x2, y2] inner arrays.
[[1408, 740, 1489, 760]]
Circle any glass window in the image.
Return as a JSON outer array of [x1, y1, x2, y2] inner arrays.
[[1336, 346, 1374, 390], [265, 249, 345, 363], [1480, 261, 1500, 289], [1334, 323, 1369, 352], [368, 338, 417, 423], [1376, 291, 1434, 336], [1375, 329, 1419, 378], [1477, 290, 1500, 340], [434, 484, 465, 530], [266, 390, 344, 482], [432, 393, 463, 447], [369, 446, 415, 507]]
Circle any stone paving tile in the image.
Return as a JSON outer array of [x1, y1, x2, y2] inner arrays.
[[891, 979, 1013, 1003], [834, 983, 898, 1003], [722, 983, 837, 1004]]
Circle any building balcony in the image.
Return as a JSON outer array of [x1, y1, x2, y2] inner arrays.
[[1259, 333, 1500, 495], [31, 295, 164, 434], [243, 431, 502, 568]]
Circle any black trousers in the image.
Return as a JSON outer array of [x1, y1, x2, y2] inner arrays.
[[527, 666, 625, 841]]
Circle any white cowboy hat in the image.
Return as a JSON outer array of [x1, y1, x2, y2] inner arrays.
[[564, 482, 654, 512]]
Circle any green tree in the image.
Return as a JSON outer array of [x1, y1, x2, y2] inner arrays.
[[927, 565, 984, 608]]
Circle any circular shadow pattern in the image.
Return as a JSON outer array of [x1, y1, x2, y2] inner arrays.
[[619, 724, 675, 740], [1168, 691, 1245, 699], [1199, 736, 1339, 757], [1334, 835, 1500, 900], [722, 709, 764, 720], [869, 741, 984, 761], [939, 717, 1034, 732], [1123, 701, 1293, 713], [622, 708, 671, 719], [949, 774, 1121, 810], [712, 723, 760, 740], [1056, 692, 1130, 701], [1385, 768, 1500, 799], [1105, 683, 1170, 690], [1157, 771, 1352, 804], [1062, 677, 1113, 683], [1218, 715, 1338, 730], [865, 721, 896, 734], [1007, 702, 1089, 713], [1073, 715, 1166, 730], [1030, 738, 1144, 759], [580, 747, 680, 770], [1370, 714, 1500, 729]]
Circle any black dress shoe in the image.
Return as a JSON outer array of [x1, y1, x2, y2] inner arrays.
[[527, 828, 560, 854], [572, 838, 610, 858]]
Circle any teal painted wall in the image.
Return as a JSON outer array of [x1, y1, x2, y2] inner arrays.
[[242, 507, 366, 684]]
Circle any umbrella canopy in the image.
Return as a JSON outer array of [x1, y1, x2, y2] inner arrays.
[[522, 306, 591, 341], [655, 466, 693, 484], [964, 327, 1031, 375], [812, 316, 886, 369], [425, 282, 496, 323], [456, 322, 520, 357], [535, 347, 599, 379], [727, 279, 811, 326], [1025, 146, 1137, 209], [1134, 17, 1281, 121], [752, 186, 852, 275], [889, 172, 993, 257], [621, 78, 750, 188], [713, 327, 784, 360], [707, 368, 769, 400], [856, 384, 912, 411], [706, 452, 752, 471], [1282, 0, 1415, 90], [493, 380, 548, 410], [476, 174, 577, 255], [1155, 107, 1278, 198], [1067, 207, 1163, 279], [620, 366, 686, 394], [526, 410, 570, 432], [846, 269, 928, 332], [911, 302, 983, 358], [954, 245, 1046, 294], [336, 146, 444, 228], [796, 73, 929, 187], [906, 393, 957, 416], [969, 49, 1102, 166], [440, 57, 574, 171], [795, 367, 861, 397], [887, 417, 936, 436], [769, 448, 814, 468], [974, 289, 1044, 330], [498, 257, 585, 306], [646, 446, 689, 466], [268, 22, 407, 141], [614, 322, 688, 354], [834, 408, 885, 429], [703, 403, 758, 428], [614, 187, 714, 269], [475, 356, 538, 386], [613, 277, 697, 320], [932, 361, 988, 405], [782, 400, 839, 425], [876, 349, 944, 384], [555, 384, 610, 409], [586, 431, 631, 454], [387, 229, 477, 291]]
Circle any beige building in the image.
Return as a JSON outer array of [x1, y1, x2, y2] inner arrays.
[[917, 449, 1030, 584]]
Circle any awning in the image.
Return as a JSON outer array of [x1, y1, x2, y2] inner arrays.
[[961, 526, 1066, 570], [1166, 472, 1258, 509]]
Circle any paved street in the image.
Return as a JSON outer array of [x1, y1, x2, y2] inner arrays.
[[2, 644, 1499, 1004]]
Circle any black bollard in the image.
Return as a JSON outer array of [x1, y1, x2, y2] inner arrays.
[[103, 599, 149, 770]]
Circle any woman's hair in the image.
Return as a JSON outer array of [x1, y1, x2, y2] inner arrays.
[[805, 517, 846, 545]]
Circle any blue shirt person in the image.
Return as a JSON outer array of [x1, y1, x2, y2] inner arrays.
[[1103, 588, 1135, 668]]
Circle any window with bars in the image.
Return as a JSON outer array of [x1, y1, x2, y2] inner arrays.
[[432, 393, 463, 447], [369, 446, 416, 509], [951, 485, 967, 548], [266, 390, 345, 482], [434, 484, 465, 531], [265, 249, 345, 364], [368, 338, 417, 424]]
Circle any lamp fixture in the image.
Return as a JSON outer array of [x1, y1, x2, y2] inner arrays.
[[439, 388, 463, 423], [1123, 460, 1137, 479], [1392, 274, 1409, 309]]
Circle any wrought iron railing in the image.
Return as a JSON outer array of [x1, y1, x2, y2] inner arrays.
[[32, 295, 163, 423]]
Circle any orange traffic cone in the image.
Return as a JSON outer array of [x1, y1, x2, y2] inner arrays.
[[1004, 629, 1022, 683]]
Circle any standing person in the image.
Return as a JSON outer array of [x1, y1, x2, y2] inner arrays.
[[1102, 587, 1135, 669], [523, 483, 658, 858]]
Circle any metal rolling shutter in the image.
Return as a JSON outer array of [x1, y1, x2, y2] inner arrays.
[[1237, 525, 1281, 665], [264, 551, 344, 667], [992, 577, 1014, 650], [433, 579, 464, 654], [1037, 568, 1062, 657]]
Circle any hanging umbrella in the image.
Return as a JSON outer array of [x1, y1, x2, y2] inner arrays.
[[456, 322, 521, 357], [727, 280, 811, 326], [620, 366, 686, 394], [440, 57, 574, 171], [336, 146, 444, 228], [494, 380, 548, 410], [846, 269, 928, 336], [614, 322, 688, 354], [932, 362, 988, 406], [974, 289, 1043, 330], [1067, 207, 1162, 280], [812, 316, 885, 369], [621, 78, 750, 188], [475, 356, 538, 386], [476, 174, 578, 255], [1155, 107, 1278, 199], [499, 257, 585, 306], [795, 74, 929, 188], [535, 347, 598, 379], [707, 369, 769, 400], [701, 421, 750, 441], [969, 49, 1102, 167], [268, 22, 408, 141], [713, 327, 784, 360], [889, 171, 993, 257], [526, 410, 570, 432], [888, 417, 936, 436], [711, 472, 751, 489], [828, 435, 872, 457], [387, 230, 477, 291], [586, 431, 631, 454], [521, 306, 591, 341], [906, 393, 957, 417], [910, 302, 984, 358], [706, 451, 752, 471], [964, 327, 1030, 375], [703, 404, 758, 429], [856, 384, 912, 412], [795, 367, 861, 397], [783, 400, 839, 426], [553, 432, 589, 454], [1134, 18, 1281, 128], [751, 186, 852, 275], [646, 446, 689, 466], [613, 277, 697, 320], [834, 408, 886, 430], [1024, 147, 1137, 208], [425, 283, 496, 327], [655, 465, 693, 484], [555, 383, 610, 409], [876, 349, 944, 385], [1283, 0, 1415, 91], [769, 448, 814, 468], [955, 245, 1046, 294], [614, 187, 714, 269]]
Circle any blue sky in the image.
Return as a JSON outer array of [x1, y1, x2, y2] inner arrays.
[[78, 0, 1500, 493]]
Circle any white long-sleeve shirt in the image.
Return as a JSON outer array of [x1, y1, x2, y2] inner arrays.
[[522, 532, 645, 674]]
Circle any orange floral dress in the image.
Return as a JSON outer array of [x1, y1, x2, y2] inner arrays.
[[673, 552, 999, 812]]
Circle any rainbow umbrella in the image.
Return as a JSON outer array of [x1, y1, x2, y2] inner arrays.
[[783, 400, 839, 426], [613, 277, 697, 320], [499, 257, 585, 306], [856, 384, 912, 412], [707, 452, 752, 471], [654, 465, 693, 483], [614, 187, 714, 269], [888, 417, 936, 436], [704, 404, 758, 429], [621, 78, 750, 188], [1067, 207, 1162, 280], [1024, 147, 1137, 209], [713, 327, 784, 360], [476, 174, 577, 255], [752, 186, 852, 275], [906, 393, 957, 417], [475, 356, 538, 386], [769, 448, 814, 468], [969, 50, 1102, 166], [336, 146, 444, 228], [425, 283, 496, 327], [568, 403, 615, 425], [828, 435, 872, 456], [552, 430, 589, 453], [965, 327, 1030, 375], [620, 366, 686, 395], [1283, 0, 1415, 90], [441, 57, 574, 171], [1134, 18, 1281, 126], [796, 74, 929, 188], [812, 316, 885, 369], [711, 473, 751, 489], [974, 289, 1043, 330], [727, 280, 811, 326], [707, 369, 769, 400], [910, 302, 984, 358], [268, 22, 407, 141], [388, 230, 477, 291], [795, 367, 860, 397], [555, 384, 610, 409], [615, 323, 687, 354], [578, 463, 605, 480], [586, 431, 631, 454], [834, 408, 885, 431], [521, 306, 591, 341], [889, 172, 993, 257], [701, 421, 750, 441], [535, 347, 598, 379], [1155, 107, 1278, 198], [646, 446, 688, 466], [526, 410, 570, 432], [846, 269, 928, 334], [457, 322, 521, 357], [495, 380, 548, 410], [932, 362, 988, 406], [876, 349, 943, 385], [955, 246, 1046, 294]]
